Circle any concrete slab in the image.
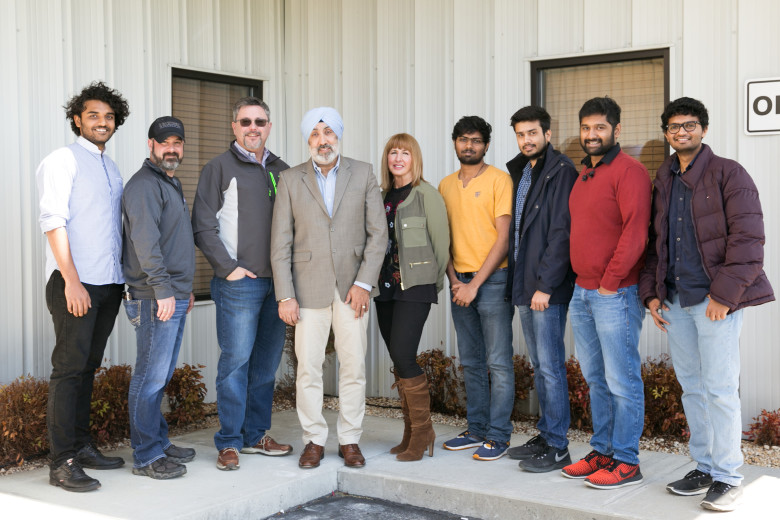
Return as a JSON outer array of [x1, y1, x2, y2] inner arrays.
[[1, 410, 779, 519]]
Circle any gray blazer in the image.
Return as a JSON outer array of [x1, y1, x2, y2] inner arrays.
[[271, 156, 387, 309]]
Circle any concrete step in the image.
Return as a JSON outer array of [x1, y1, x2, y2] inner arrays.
[[1, 410, 778, 519]]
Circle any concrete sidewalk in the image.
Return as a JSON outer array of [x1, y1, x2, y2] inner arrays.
[[1, 410, 778, 519]]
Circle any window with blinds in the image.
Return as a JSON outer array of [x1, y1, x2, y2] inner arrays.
[[531, 50, 669, 178], [171, 69, 263, 299]]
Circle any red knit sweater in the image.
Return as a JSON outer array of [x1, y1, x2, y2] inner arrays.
[[569, 150, 651, 291]]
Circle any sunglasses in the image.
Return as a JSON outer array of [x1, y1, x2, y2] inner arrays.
[[236, 118, 269, 127]]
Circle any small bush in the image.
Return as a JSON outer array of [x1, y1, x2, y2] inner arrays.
[[90, 364, 132, 445], [745, 409, 780, 446], [417, 349, 466, 416], [566, 356, 592, 432], [165, 364, 207, 426], [642, 355, 688, 438], [511, 355, 535, 420], [0, 376, 49, 467]]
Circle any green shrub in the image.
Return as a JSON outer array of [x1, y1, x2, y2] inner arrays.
[[165, 364, 207, 426], [416, 349, 466, 416], [90, 364, 132, 445], [642, 355, 688, 438], [0, 376, 49, 467], [745, 409, 780, 446], [565, 356, 592, 432]]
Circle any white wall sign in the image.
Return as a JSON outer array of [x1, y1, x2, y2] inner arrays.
[[745, 78, 780, 135]]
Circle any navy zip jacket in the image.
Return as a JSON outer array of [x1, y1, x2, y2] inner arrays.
[[639, 144, 774, 311], [506, 144, 578, 306]]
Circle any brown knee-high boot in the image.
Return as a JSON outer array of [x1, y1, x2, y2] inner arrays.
[[390, 367, 411, 454], [396, 374, 435, 461]]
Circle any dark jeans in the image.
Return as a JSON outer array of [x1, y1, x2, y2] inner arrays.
[[375, 300, 431, 379], [45, 270, 122, 466]]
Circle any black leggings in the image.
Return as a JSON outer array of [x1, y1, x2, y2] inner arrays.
[[375, 300, 431, 379]]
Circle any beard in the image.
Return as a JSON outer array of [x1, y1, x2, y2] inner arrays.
[[310, 141, 340, 165], [152, 151, 182, 171], [523, 142, 547, 161], [456, 148, 486, 165], [580, 131, 616, 158]]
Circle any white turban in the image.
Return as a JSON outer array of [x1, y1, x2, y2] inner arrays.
[[300, 107, 344, 140]]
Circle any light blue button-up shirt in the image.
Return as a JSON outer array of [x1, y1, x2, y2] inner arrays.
[[37, 136, 124, 285], [312, 156, 341, 217], [233, 141, 270, 167]]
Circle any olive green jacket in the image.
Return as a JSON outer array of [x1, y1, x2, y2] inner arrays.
[[390, 181, 450, 293]]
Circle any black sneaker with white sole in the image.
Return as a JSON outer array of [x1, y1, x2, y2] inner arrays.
[[700, 481, 742, 512], [507, 434, 547, 461], [164, 444, 196, 463], [519, 445, 571, 473], [666, 469, 712, 496]]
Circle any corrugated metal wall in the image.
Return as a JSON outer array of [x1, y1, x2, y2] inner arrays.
[[3, 0, 777, 428]]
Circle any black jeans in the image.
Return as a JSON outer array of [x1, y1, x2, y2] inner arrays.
[[45, 270, 122, 466], [375, 300, 431, 379]]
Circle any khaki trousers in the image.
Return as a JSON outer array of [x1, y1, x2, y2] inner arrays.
[[295, 288, 368, 445]]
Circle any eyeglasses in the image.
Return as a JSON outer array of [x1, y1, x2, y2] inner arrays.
[[666, 121, 701, 134], [456, 136, 485, 146], [236, 118, 269, 127]]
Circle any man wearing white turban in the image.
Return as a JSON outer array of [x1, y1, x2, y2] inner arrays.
[[271, 107, 387, 469]]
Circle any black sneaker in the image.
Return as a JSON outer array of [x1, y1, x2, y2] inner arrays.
[[75, 444, 125, 470], [507, 435, 548, 461], [519, 445, 572, 473], [700, 481, 742, 512], [164, 444, 196, 463], [666, 469, 713, 496], [49, 458, 101, 492], [132, 457, 187, 480]]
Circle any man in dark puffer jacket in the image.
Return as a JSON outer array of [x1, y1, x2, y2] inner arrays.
[[639, 97, 774, 513]]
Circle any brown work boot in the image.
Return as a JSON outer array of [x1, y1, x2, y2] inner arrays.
[[338, 443, 366, 468], [298, 442, 324, 469], [390, 367, 411, 455], [216, 448, 240, 471], [397, 373, 435, 462]]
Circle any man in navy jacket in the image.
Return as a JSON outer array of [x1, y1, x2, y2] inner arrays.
[[639, 97, 773, 512], [505, 106, 578, 473]]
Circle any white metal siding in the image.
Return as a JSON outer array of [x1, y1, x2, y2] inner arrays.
[[3, 0, 778, 430]]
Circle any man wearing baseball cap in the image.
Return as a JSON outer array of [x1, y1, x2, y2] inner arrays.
[[122, 116, 196, 479]]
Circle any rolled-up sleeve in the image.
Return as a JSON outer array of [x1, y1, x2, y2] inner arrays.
[[37, 148, 77, 233]]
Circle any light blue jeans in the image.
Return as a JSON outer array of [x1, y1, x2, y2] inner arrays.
[[125, 298, 189, 468], [450, 269, 515, 443], [517, 304, 570, 449], [212, 276, 286, 451], [569, 284, 644, 465], [664, 293, 744, 486]]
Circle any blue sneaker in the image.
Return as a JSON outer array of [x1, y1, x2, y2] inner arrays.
[[442, 430, 484, 451], [473, 440, 509, 461]]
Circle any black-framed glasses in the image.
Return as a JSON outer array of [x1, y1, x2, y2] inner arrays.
[[666, 121, 701, 134], [456, 136, 485, 146], [236, 118, 269, 127]]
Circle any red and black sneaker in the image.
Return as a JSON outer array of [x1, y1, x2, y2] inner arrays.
[[585, 459, 643, 489], [561, 450, 612, 479]]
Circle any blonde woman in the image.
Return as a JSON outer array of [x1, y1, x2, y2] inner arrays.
[[375, 133, 449, 461]]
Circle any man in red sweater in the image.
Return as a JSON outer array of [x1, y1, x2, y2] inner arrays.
[[562, 97, 651, 489]]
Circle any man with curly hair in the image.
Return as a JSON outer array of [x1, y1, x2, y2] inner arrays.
[[36, 81, 130, 492]]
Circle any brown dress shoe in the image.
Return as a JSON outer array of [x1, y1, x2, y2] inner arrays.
[[298, 442, 324, 469], [338, 444, 366, 468], [217, 448, 240, 471]]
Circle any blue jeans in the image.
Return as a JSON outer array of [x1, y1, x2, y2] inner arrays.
[[664, 293, 744, 486], [569, 284, 644, 465], [450, 269, 514, 443], [517, 304, 570, 449], [212, 276, 285, 451], [125, 298, 189, 468]]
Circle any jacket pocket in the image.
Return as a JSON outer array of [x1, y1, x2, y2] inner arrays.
[[400, 216, 428, 248], [293, 251, 312, 263]]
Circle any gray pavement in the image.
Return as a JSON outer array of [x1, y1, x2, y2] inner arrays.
[[1, 410, 778, 519]]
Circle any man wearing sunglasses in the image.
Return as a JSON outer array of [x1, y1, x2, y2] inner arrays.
[[192, 97, 293, 471], [639, 97, 773, 512]]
